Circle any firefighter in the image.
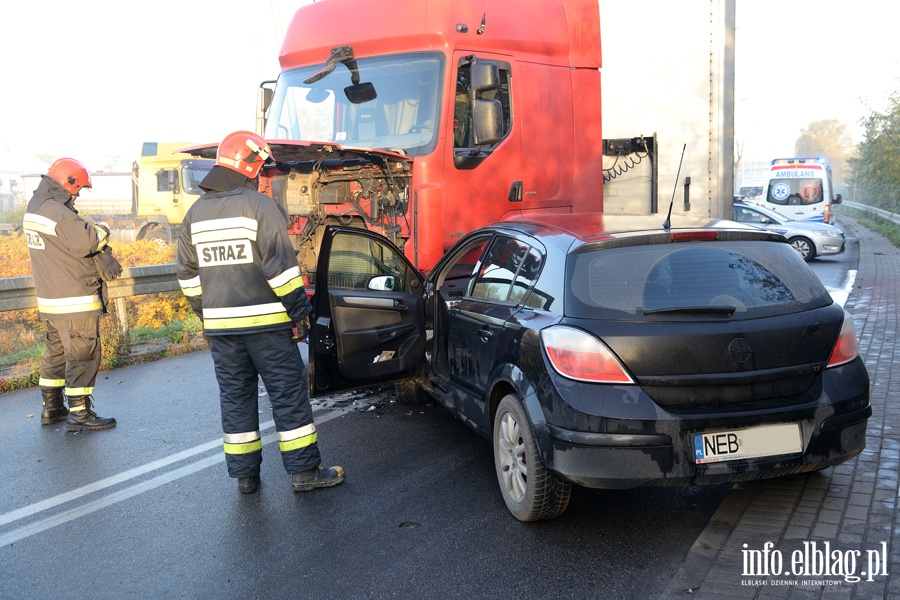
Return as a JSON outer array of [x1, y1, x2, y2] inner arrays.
[[23, 158, 121, 432], [176, 131, 344, 494]]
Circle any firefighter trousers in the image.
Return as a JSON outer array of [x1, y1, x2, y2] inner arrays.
[[208, 329, 321, 478], [40, 317, 101, 397]]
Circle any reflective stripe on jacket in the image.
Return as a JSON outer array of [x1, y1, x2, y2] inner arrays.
[[24, 176, 105, 319], [175, 179, 311, 336]]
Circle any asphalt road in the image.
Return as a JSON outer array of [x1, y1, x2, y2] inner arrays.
[[0, 348, 733, 599], [0, 234, 858, 600]]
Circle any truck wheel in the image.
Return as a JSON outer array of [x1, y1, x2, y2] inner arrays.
[[493, 393, 571, 522], [788, 236, 815, 261], [142, 228, 169, 247]]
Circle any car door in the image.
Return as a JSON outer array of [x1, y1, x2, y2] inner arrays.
[[309, 226, 426, 397], [734, 204, 787, 236], [431, 234, 539, 426]]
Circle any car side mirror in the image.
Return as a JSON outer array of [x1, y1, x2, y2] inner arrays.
[[368, 275, 398, 291], [834, 193, 843, 204]]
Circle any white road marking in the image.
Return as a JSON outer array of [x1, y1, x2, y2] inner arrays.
[[827, 269, 857, 307], [0, 407, 351, 547]]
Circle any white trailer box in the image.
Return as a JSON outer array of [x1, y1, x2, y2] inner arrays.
[[601, 0, 735, 219]]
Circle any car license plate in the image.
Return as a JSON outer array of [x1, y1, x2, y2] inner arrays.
[[693, 423, 802, 464]]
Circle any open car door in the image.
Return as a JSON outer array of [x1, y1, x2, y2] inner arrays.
[[309, 226, 426, 397]]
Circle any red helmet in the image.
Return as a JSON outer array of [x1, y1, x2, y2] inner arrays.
[[47, 158, 92, 195], [215, 131, 273, 179]]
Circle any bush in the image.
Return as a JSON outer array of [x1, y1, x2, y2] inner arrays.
[[0, 235, 205, 391]]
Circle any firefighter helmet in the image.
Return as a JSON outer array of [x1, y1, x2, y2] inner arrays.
[[47, 158, 92, 195], [215, 131, 273, 179]]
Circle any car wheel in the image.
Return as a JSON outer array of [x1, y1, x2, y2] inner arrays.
[[493, 393, 571, 522], [394, 379, 427, 404], [788, 236, 816, 261]]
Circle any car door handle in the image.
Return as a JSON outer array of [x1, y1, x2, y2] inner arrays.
[[479, 327, 494, 341]]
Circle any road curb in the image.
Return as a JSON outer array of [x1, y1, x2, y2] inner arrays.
[[660, 485, 758, 596]]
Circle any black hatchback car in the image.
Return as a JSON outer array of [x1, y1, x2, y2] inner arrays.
[[308, 213, 871, 522]]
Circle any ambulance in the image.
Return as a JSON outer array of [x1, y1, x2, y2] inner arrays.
[[761, 157, 842, 224]]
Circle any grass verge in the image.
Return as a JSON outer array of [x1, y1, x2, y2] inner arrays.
[[839, 207, 900, 248]]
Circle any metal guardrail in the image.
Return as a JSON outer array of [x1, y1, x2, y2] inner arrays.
[[0, 264, 178, 312], [843, 201, 900, 226], [0, 201, 892, 312]]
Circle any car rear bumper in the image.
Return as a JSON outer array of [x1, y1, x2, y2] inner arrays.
[[537, 360, 870, 489], [544, 404, 869, 489]]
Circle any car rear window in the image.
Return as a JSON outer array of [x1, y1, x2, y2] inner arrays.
[[565, 240, 832, 319]]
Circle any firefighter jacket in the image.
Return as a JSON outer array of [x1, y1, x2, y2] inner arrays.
[[176, 169, 311, 336], [23, 176, 108, 320]]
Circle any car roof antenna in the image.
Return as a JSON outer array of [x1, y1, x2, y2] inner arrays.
[[663, 143, 687, 230]]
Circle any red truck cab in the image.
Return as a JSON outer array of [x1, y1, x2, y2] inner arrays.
[[194, 0, 604, 282]]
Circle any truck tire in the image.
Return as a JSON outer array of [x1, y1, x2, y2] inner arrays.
[[142, 228, 170, 247]]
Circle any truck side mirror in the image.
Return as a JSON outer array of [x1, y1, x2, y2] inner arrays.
[[156, 169, 180, 196], [472, 98, 502, 146], [470, 60, 500, 93], [469, 59, 502, 147], [168, 170, 180, 195], [834, 193, 842, 204], [256, 81, 276, 136]]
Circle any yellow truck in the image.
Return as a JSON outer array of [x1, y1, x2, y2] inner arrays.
[[50, 142, 214, 245], [125, 142, 213, 243]]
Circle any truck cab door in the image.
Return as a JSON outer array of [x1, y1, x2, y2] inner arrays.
[[309, 226, 426, 397]]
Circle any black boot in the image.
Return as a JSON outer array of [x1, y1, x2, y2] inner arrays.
[[40, 387, 68, 425], [291, 465, 345, 492], [66, 396, 116, 432], [238, 476, 260, 494]]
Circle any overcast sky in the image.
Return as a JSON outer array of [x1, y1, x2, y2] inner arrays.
[[0, 1, 897, 173], [734, 0, 899, 167], [0, 0, 309, 171]]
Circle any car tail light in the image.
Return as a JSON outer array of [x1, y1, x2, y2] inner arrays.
[[827, 310, 860, 368], [540, 326, 635, 384]]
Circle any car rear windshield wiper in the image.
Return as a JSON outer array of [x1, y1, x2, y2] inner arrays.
[[642, 305, 736, 316]]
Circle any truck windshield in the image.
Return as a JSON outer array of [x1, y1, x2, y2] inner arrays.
[[264, 52, 443, 157], [182, 160, 214, 195]]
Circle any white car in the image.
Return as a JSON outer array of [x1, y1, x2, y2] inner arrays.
[[733, 202, 845, 261]]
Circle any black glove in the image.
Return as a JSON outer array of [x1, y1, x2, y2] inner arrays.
[[93, 246, 123, 281], [292, 317, 310, 342]]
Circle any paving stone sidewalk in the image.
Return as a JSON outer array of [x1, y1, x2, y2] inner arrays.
[[660, 214, 899, 599]]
